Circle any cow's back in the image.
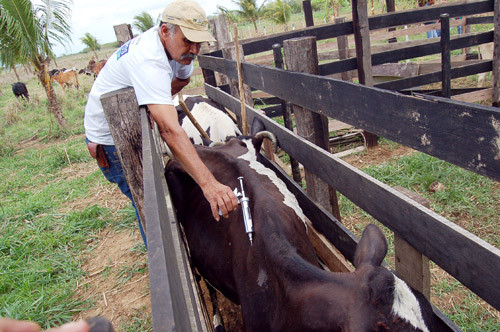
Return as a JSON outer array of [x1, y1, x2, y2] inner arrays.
[[165, 139, 318, 308]]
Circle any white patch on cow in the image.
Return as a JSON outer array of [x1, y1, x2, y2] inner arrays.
[[238, 139, 307, 228], [172, 94, 201, 107], [392, 276, 430, 332], [213, 310, 222, 327], [257, 268, 267, 287], [181, 102, 241, 145]]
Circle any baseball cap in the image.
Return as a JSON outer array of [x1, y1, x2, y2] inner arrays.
[[161, 0, 216, 43]]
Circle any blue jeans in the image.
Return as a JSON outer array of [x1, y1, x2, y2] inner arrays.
[[426, 30, 438, 38], [86, 138, 147, 248]]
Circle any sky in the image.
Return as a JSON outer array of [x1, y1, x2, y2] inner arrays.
[[42, 0, 257, 57]]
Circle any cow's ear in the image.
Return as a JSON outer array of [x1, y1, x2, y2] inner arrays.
[[353, 224, 387, 268]]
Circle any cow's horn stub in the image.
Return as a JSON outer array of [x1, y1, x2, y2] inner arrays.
[[254, 130, 277, 153]]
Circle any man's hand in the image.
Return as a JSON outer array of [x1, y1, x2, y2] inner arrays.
[[201, 179, 239, 221]]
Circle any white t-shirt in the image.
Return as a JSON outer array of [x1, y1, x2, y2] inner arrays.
[[84, 26, 193, 145]]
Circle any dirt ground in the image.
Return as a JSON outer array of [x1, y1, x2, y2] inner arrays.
[[59, 161, 151, 330]]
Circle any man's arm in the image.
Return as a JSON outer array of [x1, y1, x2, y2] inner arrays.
[[148, 104, 238, 221], [171, 77, 190, 96]]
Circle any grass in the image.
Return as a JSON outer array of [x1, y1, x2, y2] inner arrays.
[[0, 77, 146, 330], [119, 309, 152, 332]]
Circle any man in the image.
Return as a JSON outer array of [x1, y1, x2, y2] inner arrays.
[[84, 0, 239, 247]]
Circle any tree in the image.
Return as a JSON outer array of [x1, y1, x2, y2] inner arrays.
[[216, 5, 239, 25], [0, 0, 73, 128], [232, 0, 264, 32], [264, 0, 292, 26], [81, 32, 101, 59], [133, 11, 155, 33]]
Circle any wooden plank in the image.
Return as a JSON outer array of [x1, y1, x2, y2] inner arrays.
[[375, 60, 492, 91], [283, 37, 339, 219], [142, 109, 207, 332], [393, 186, 431, 300], [441, 14, 452, 98], [368, 0, 493, 30], [101, 87, 145, 230], [353, 0, 374, 86], [493, 0, 500, 107], [452, 87, 493, 102], [303, 0, 314, 27], [207, 0, 492, 57], [352, 0, 378, 147], [466, 15, 494, 25], [335, 17, 352, 82], [199, 55, 500, 182], [205, 84, 500, 311], [307, 220, 354, 273], [273, 44, 302, 183], [319, 31, 493, 76]]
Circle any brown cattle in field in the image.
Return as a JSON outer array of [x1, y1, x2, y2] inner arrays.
[[51, 70, 79, 91], [87, 59, 107, 79], [165, 119, 441, 332]]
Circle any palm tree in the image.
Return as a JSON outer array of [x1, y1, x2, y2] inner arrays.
[[217, 5, 239, 25], [0, 0, 73, 128], [133, 11, 155, 33], [232, 0, 264, 32], [264, 0, 291, 27], [81, 32, 101, 60]]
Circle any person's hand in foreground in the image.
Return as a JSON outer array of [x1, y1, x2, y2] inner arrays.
[[0, 318, 90, 332]]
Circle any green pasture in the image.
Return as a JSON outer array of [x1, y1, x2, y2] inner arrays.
[[0, 81, 149, 331]]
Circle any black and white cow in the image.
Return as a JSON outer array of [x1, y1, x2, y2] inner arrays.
[[165, 121, 441, 332], [174, 95, 241, 145]]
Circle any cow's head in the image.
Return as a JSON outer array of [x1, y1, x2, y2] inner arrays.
[[341, 225, 437, 332]]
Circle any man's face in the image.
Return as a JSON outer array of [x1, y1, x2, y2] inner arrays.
[[161, 24, 201, 65]]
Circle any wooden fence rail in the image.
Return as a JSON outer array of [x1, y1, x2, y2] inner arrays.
[[207, 0, 493, 58], [199, 55, 500, 183], [204, 83, 500, 312]]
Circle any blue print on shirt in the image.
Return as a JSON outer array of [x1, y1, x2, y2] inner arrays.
[[117, 40, 131, 60]]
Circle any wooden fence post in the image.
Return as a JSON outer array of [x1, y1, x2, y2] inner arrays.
[[113, 24, 133, 46], [101, 88, 145, 231], [386, 0, 398, 43], [352, 0, 378, 147], [335, 17, 352, 82], [492, 0, 499, 107], [303, 0, 314, 27], [393, 186, 431, 300], [440, 14, 451, 99], [273, 43, 302, 184], [209, 14, 231, 87], [283, 37, 341, 221]]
